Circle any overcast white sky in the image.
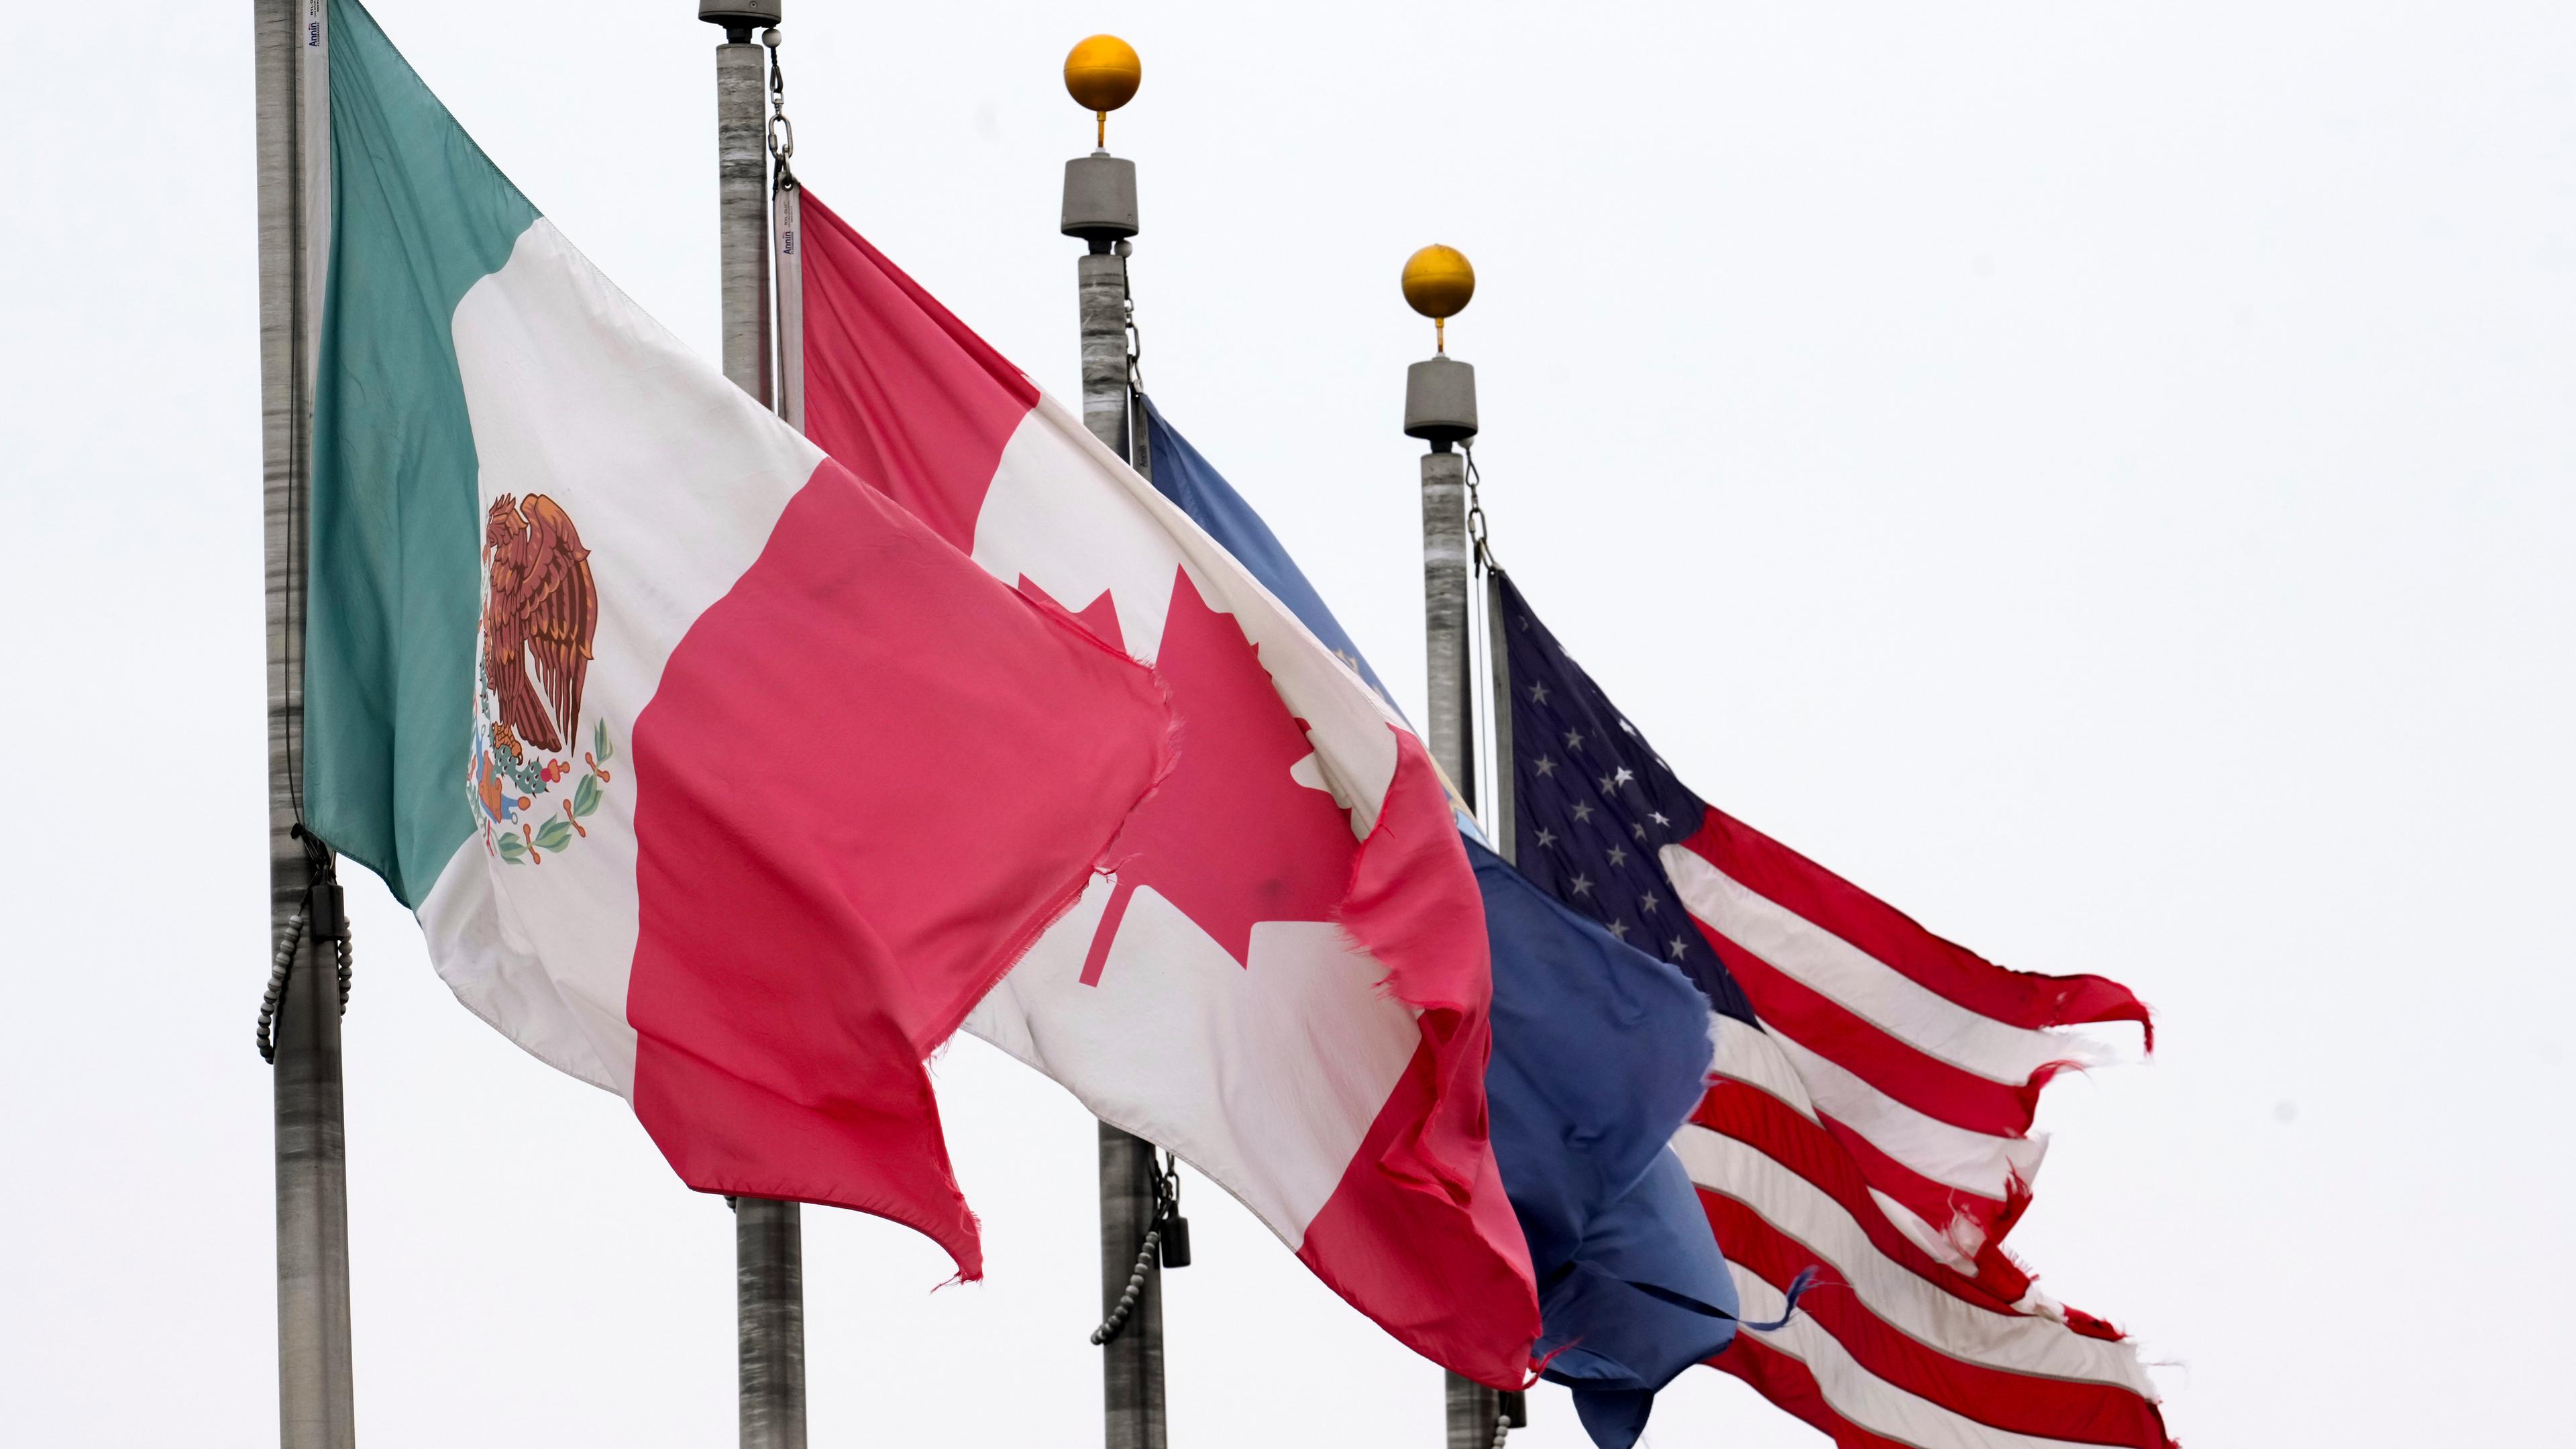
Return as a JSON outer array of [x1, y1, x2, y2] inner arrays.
[[5, 3, 2573, 1446]]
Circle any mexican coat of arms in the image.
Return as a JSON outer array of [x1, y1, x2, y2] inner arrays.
[[470, 493, 613, 865]]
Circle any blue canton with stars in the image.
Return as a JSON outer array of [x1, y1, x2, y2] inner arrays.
[[1497, 570, 1755, 1026]]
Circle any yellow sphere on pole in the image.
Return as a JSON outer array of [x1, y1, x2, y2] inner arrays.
[[1402, 244, 1475, 353], [1064, 34, 1142, 148]]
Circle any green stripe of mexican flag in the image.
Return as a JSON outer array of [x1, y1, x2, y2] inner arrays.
[[295, 0, 1176, 1277], [307, 0, 537, 910]]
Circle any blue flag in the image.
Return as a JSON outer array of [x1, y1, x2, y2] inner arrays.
[[1142, 401, 1740, 1447]]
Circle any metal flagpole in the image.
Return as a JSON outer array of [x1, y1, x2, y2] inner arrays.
[[701, 7, 804, 1448], [1060, 36, 1168, 1449], [1401, 245, 1517, 1449], [255, 2, 357, 1446]]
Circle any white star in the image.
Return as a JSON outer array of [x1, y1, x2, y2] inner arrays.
[[1534, 826, 1558, 849], [1570, 802, 1595, 823], [1533, 755, 1557, 777], [1598, 773, 1617, 794], [1606, 846, 1628, 867], [1667, 936, 1689, 961], [1528, 682, 1550, 704], [1569, 873, 1594, 897], [1619, 720, 1638, 735], [1613, 766, 1635, 787], [1649, 810, 1671, 827], [1640, 891, 1660, 914], [1564, 728, 1585, 752], [1631, 823, 1648, 841], [1607, 919, 1631, 941]]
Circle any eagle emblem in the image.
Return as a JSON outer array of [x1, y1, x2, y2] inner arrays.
[[482, 493, 597, 751], [470, 494, 614, 865]]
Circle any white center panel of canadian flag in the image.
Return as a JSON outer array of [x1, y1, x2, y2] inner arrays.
[[961, 395, 1427, 1246]]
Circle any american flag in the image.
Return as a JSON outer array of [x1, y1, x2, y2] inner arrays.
[[1491, 569, 2174, 1449]]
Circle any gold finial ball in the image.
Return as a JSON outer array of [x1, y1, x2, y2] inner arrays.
[[1064, 34, 1142, 114], [1402, 244, 1476, 321]]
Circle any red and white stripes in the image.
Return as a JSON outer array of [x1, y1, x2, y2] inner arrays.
[[1668, 810, 2171, 1448]]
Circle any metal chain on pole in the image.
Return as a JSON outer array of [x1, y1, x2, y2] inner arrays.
[[256, 908, 352, 1062], [257, 831, 351, 1064], [1091, 1150, 1187, 1345], [763, 24, 795, 189], [1120, 251, 1152, 478], [1090, 1227, 1163, 1346], [1463, 440, 1499, 574]]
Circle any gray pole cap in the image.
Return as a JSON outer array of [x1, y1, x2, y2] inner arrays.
[[700, 2, 783, 32], [1405, 356, 1479, 449], [1063, 152, 1140, 248]]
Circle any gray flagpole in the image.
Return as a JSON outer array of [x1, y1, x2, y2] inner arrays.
[[1402, 248, 1515, 1449], [256, 3, 357, 1446], [1061, 36, 1167, 1449], [702, 7, 806, 1448]]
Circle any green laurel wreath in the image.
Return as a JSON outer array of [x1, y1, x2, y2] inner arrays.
[[494, 719, 616, 865]]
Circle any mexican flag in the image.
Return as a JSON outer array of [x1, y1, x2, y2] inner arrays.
[[294, 0, 1175, 1271]]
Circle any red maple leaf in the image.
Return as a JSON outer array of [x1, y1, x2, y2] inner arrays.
[[1077, 567, 1356, 984]]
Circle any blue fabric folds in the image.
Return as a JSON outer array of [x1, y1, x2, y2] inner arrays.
[[1470, 842, 1742, 1445], [1142, 400, 1739, 1447], [1137, 407, 1401, 710]]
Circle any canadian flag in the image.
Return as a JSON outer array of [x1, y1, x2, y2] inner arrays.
[[792, 191, 1541, 1385]]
